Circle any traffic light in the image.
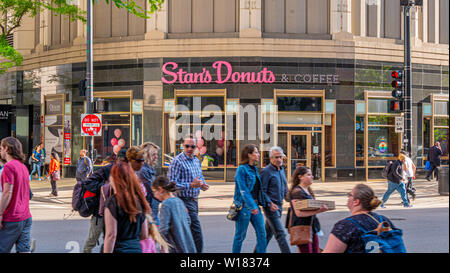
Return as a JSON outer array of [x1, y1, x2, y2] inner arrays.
[[94, 99, 109, 113], [391, 70, 403, 99], [390, 100, 403, 112], [78, 79, 87, 97]]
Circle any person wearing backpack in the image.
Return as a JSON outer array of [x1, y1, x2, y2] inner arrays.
[[80, 149, 127, 253], [323, 184, 406, 253], [76, 149, 93, 183], [380, 153, 411, 208]]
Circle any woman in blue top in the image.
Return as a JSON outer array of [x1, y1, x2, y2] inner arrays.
[[29, 145, 42, 181], [232, 144, 267, 253]]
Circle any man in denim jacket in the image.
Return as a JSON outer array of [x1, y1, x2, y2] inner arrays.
[[259, 146, 290, 253]]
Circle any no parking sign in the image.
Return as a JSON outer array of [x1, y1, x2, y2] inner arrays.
[[81, 114, 102, 136]]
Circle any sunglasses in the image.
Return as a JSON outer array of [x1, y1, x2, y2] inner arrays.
[[134, 158, 144, 163], [184, 144, 196, 149]]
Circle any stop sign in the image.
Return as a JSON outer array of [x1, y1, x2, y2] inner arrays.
[[81, 114, 102, 136]]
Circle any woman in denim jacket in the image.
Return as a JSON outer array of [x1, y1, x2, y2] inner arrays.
[[232, 144, 267, 253]]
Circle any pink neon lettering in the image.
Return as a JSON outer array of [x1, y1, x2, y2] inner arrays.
[[213, 61, 232, 84], [162, 61, 275, 84], [161, 62, 178, 84]]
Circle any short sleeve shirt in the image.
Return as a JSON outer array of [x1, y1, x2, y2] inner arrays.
[[404, 157, 414, 178], [105, 195, 145, 253], [1, 160, 32, 222], [330, 212, 395, 253]]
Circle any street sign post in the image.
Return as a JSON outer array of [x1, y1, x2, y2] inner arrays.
[[395, 116, 404, 133], [81, 114, 102, 137]]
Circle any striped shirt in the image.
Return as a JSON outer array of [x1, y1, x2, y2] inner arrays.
[[167, 152, 207, 198]]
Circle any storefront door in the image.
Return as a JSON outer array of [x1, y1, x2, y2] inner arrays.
[[287, 132, 322, 182]]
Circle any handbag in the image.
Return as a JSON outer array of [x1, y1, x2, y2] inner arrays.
[[52, 171, 61, 181], [226, 202, 242, 221], [425, 161, 431, 171], [288, 200, 312, 246]]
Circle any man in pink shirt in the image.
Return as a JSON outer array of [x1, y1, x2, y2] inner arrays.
[[0, 137, 33, 253]]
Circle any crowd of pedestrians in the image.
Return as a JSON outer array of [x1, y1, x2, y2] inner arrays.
[[1, 135, 441, 253]]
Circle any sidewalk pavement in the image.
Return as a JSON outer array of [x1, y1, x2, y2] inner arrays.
[[29, 177, 449, 213]]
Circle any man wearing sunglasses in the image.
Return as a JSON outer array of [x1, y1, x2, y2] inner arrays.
[[167, 135, 209, 253]]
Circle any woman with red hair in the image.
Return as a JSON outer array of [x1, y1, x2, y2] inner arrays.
[[103, 162, 151, 253]]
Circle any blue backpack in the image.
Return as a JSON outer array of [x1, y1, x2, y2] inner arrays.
[[346, 214, 407, 253]]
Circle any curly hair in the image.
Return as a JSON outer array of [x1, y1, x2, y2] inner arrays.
[[126, 146, 144, 162]]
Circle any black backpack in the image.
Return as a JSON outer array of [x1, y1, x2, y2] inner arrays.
[[72, 165, 110, 217], [72, 180, 100, 217], [381, 161, 393, 179]]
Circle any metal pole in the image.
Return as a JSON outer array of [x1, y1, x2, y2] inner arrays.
[[86, 0, 94, 162], [403, 4, 413, 155]]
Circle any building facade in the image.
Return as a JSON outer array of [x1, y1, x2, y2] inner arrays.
[[0, 0, 448, 182]]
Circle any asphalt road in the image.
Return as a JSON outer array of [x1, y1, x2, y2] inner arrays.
[[24, 201, 449, 253]]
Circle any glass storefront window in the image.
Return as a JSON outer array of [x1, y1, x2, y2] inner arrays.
[[367, 127, 399, 158], [176, 96, 225, 111], [102, 114, 131, 125], [434, 117, 449, 126], [103, 98, 131, 112], [368, 99, 399, 114], [278, 113, 322, 125], [355, 116, 364, 159], [368, 116, 395, 126], [325, 114, 334, 167], [434, 128, 449, 157], [277, 97, 322, 112], [423, 117, 431, 158], [434, 101, 449, 115], [94, 126, 130, 165], [163, 113, 176, 167]]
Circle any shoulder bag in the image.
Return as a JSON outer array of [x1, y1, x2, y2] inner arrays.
[[288, 197, 312, 245]]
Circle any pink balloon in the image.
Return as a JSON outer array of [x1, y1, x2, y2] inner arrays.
[[118, 139, 125, 148], [200, 146, 207, 155], [114, 129, 122, 139], [111, 138, 118, 146], [113, 145, 120, 155]]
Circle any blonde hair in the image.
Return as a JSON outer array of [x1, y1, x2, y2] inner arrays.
[[140, 142, 160, 166], [398, 153, 406, 161], [145, 214, 170, 253]]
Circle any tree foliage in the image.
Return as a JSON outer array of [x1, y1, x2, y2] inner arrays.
[[0, 0, 164, 74]]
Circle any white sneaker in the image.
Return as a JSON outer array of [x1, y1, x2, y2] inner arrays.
[[30, 239, 36, 253]]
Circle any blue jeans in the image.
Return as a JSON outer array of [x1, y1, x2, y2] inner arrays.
[[382, 181, 409, 206], [30, 162, 41, 178], [0, 217, 32, 253], [179, 197, 203, 253], [262, 207, 291, 253], [232, 207, 267, 253]]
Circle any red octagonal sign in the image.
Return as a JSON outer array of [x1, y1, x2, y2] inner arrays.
[[81, 114, 102, 136]]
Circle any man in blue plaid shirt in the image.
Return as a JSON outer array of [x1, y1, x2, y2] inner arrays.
[[167, 135, 209, 253]]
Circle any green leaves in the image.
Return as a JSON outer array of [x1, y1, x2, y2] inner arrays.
[[0, 35, 23, 74], [0, 1, 165, 74]]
